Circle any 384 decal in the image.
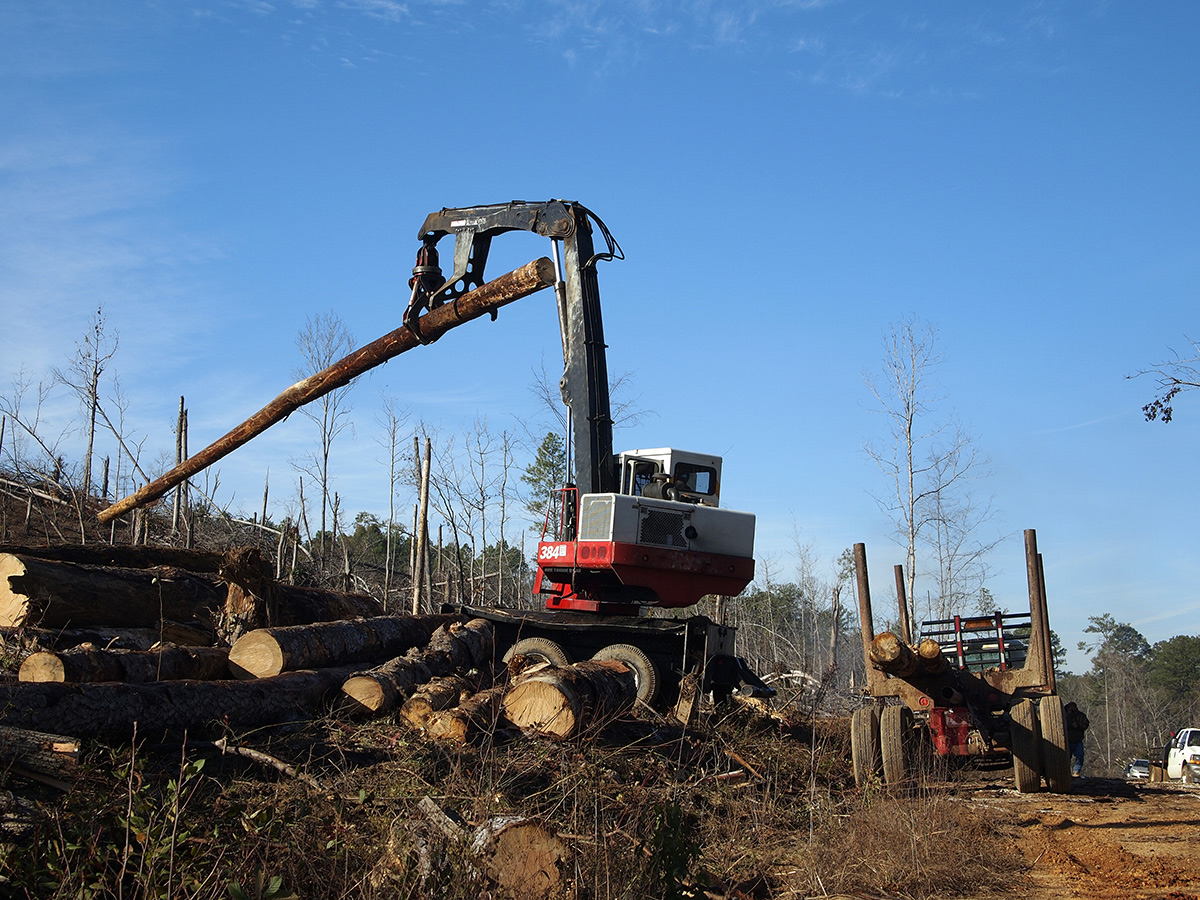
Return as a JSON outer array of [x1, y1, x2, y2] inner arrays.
[[537, 543, 571, 561]]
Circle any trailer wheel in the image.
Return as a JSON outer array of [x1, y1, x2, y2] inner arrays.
[[502, 637, 573, 667], [851, 707, 882, 788], [1011, 699, 1041, 794], [1038, 698, 1072, 793], [880, 706, 914, 786], [592, 644, 659, 705]]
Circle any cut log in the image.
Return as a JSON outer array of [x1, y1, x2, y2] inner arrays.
[[227, 614, 462, 679], [502, 659, 636, 740], [98, 258, 557, 525], [19, 645, 230, 684], [340, 618, 493, 714], [426, 686, 506, 744], [868, 632, 919, 677], [0, 553, 225, 629], [0, 665, 363, 738], [0, 725, 80, 781], [399, 675, 475, 729], [917, 637, 948, 674]]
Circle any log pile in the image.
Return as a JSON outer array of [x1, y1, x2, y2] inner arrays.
[[0, 541, 649, 782]]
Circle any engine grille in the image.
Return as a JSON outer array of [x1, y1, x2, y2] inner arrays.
[[638, 509, 688, 549]]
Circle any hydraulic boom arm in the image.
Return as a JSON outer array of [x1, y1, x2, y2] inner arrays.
[[405, 201, 619, 496]]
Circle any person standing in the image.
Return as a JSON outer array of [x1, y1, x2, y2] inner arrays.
[[1065, 701, 1090, 776]]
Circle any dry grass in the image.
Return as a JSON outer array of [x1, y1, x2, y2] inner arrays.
[[0, 705, 1024, 900]]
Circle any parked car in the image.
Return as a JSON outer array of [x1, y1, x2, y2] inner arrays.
[[1124, 758, 1151, 779], [1166, 727, 1200, 783]]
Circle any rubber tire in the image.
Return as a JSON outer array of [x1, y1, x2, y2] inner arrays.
[[501, 637, 573, 667], [881, 706, 915, 786], [592, 644, 659, 705], [851, 707, 882, 788], [1039, 698, 1072, 793], [1011, 699, 1042, 794]]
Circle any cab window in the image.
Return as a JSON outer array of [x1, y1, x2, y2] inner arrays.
[[674, 463, 716, 496]]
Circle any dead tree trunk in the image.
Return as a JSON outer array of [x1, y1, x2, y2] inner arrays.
[[502, 660, 636, 740], [227, 614, 462, 679], [19, 645, 230, 684]]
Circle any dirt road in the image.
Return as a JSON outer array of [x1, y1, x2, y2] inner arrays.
[[967, 777, 1200, 899]]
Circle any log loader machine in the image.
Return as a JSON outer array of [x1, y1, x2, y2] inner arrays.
[[405, 201, 771, 711], [850, 530, 1071, 792], [97, 199, 770, 713]]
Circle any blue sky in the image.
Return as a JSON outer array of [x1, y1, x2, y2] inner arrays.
[[1, 1, 1197, 672]]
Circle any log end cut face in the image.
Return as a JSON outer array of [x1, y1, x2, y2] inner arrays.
[[0, 553, 30, 627], [227, 631, 286, 679], [503, 679, 579, 739]]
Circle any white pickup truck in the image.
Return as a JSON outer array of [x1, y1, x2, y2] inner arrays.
[[1166, 727, 1200, 783]]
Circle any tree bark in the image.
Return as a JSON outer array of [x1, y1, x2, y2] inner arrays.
[[0, 725, 80, 781], [0, 543, 224, 571], [502, 659, 636, 740], [227, 614, 462, 679], [6, 623, 216, 653], [426, 686, 506, 744], [340, 618, 493, 715], [19, 645, 230, 684], [0, 666, 362, 738], [0, 552, 225, 629], [97, 258, 557, 525]]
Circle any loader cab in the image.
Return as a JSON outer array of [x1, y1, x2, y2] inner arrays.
[[617, 448, 722, 507]]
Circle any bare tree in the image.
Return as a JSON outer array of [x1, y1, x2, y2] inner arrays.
[[864, 317, 994, 635], [1132, 335, 1200, 423], [54, 306, 119, 499], [376, 394, 410, 609], [293, 312, 356, 567]]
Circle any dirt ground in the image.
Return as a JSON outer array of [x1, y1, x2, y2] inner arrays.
[[962, 776, 1200, 900]]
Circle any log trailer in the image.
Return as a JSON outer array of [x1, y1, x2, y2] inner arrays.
[[851, 530, 1071, 792], [405, 201, 771, 711]]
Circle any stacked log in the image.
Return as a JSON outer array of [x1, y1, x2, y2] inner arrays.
[[399, 675, 476, 729], [227, 614, 462, 679], [341, 618, 493, 715], [917, 637, 949, 674], [19, 645, 230, 684], [0, 546, 384, 636], [868, 631, 919, 677], [426, 686, 507, 744], [0, 552, 225, 629], [502, 659, 637, 740], [0, 666, 362, 738]]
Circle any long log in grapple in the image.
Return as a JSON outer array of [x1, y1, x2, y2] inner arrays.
[[99, 200, 770, 711], [852, 529, 1071, 793]]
